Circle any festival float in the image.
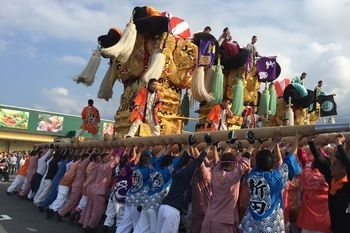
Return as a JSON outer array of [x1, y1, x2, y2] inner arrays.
[[37, 5, 348, 149]]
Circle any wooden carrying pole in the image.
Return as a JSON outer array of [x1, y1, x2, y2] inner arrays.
[[34, 123, 350, 149], [230, 132, 350, 150]]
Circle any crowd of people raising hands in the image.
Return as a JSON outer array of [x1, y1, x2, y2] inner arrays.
[[4, 130, 350, 233]]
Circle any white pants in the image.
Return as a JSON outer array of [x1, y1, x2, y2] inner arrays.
[[134, 208, 158, 233], [155, 205, 180, 233], [27, 190, 37, 200], [7, 175, 25, 193], [20, 177, 28, 190], [33, 179, 52, 206], [126, 119, 160, 137], [103, 198, 125, 227], [49, 185, 70, 212], [116, 205, 140, 233], [76, 195, 88, 212]]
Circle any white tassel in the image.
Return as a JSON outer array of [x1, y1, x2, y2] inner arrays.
[[190, 66, 214, 102], [285, 97, 294, 126], [73, 48, 101, 86], [97, 64, 116, 101], [191, 67, 204, 101], [100, 19, 137, 63], [142, 49, 165, 83]]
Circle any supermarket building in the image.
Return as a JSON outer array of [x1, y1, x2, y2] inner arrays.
[[0, 104, 114, 152]]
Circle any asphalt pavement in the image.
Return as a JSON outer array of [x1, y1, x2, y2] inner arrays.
[[0, 177, 90, 233]]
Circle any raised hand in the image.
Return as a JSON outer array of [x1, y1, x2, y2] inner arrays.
[[336, 133, 345, 145], [226, 131, 237, 144], [246, 130, 255, 144], [188, 134, 196, 146], [272, 130, 282, 144], [204, 133, 213, 145]]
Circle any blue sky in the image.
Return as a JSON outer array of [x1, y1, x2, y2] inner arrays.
[[1, 0, 350, 128]]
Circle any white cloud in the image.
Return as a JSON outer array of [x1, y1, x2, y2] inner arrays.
[[325, 56, 350, 99], [39, 85, 119, 119], [51, 98, 80, 115], [308, 42, 342, 54], [0, 0, 132, 43], [42, 87, 69, 96], [56, 56, 86, 66], [304, 0, 350, 39], [41, 86, 81, 115]]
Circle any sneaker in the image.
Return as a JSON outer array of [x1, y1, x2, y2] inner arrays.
[[37, 206, 44, 212], [56, 214, 62, 222], [6, 191, 14, 196], [68, 212, 76, 224], [46, 209, 55, 220], [101, 225, 109, 233], [84, 226, 96, 233]]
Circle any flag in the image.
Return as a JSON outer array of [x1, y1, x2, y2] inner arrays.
[[317, 95, 337, 117], [256, 57, 277, 82], [161, 12, 191, 39], [197, 39, 217, 67], [308, 99, 317, 113], [308, 89, 317, 113], [274, 78, 290, 97]]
